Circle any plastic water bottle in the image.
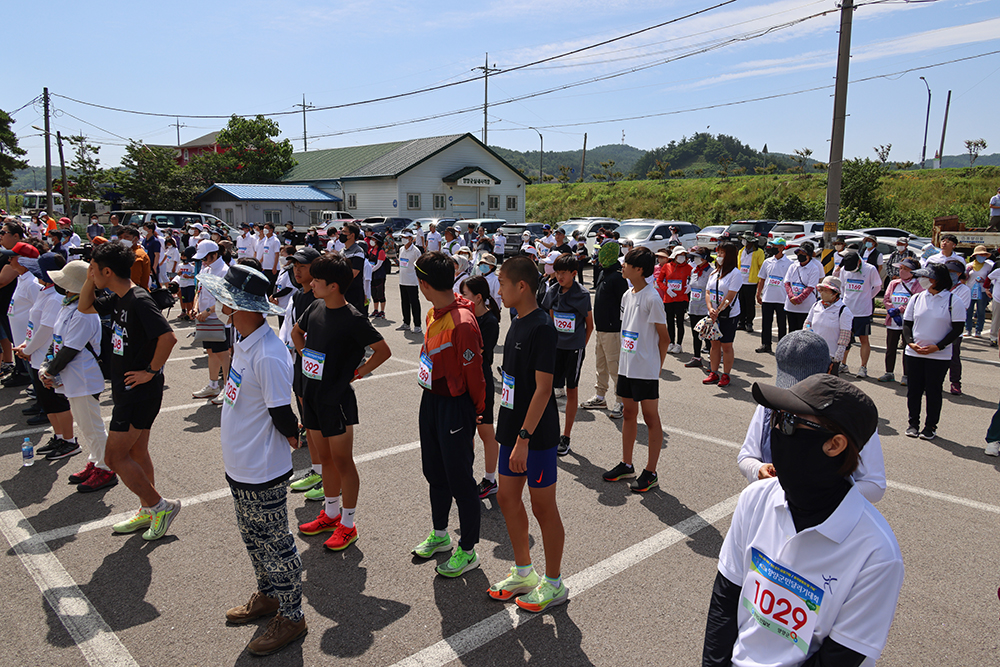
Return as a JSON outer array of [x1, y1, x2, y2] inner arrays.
[[21, 437, 34, 467]]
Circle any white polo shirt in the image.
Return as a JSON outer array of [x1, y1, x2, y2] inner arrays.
[[23, 285, 63, 369], [52, 304, 104, 399], [220, 323, 294, 485], [759, 256, 792, 304], [425, 231, 442, 252], [718, 478, 904, 666], [783, 260, 825, 314], [805, 299, 854, 359], [737, 404, 886, 503], [950, 282, 972, 310], [236, 233, 257, 259], [707, 268, 743, 319], [398, 243, 421, 287], [257, 234, 281, 271], [9, 272, 41, 348], [835, 262, 880, 318], [903, 290, 964, 361]]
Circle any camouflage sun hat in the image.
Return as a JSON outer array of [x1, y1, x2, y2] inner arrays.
[[598, 241, 622, 268]]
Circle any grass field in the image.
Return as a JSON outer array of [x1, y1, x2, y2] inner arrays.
[[525, 165, 1000, 236]]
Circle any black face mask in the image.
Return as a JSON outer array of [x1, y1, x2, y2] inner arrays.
[[796, 253, 809, 265], [338, 233, 348, 244], [770, 426, 850, 532], [766, 247, 779, 257], [54, 285, 67, 296]]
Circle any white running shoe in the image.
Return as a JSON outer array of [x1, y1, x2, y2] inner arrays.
[[986, 441, 1000, 457], [411, 325, 422, 334], [856, 366, 868, 379], [192, 384, 221, 398]]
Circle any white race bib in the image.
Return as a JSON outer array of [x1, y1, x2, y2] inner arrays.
[[25, 320, 34, 342], [741, 548, 823, 656], [301, 348, 325, 380], [667, 279, 682, 294], [690, 287, 703, 301], [621, 330, 638, 353], [417, 351, 433, 390], [500, 371, 514, 409], [767, 275, 783, 287], [845, 278, 863, 293], [740, 265, 751, 277], [111, 324, 125, 356], [52, 334, 63, 356], [223, 367, 242, 408], [553, 311, 577, 333], [890, 288, 911, 308], [400, 257, 410, 267]]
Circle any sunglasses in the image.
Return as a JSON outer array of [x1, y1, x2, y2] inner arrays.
[[770, 410, 836, 437]]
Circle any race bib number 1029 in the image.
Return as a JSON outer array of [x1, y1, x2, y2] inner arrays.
[[741, 548, 823, 655]]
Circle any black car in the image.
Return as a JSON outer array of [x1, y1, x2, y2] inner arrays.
[[724, 220, 778, 246]]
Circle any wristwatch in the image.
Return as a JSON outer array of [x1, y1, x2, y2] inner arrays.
[[518, 428, 531, 440], [145, 364, 161, 375]]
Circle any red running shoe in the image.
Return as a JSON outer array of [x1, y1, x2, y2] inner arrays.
[[78, 467, 118, 493], [324, 524, 358, 551], [703, 372, 720, 385], [299, 510, 341, 535], [718, 373, 731, 388], [68, 462, 96, 485]]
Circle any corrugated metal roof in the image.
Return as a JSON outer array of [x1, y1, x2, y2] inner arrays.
[[347, 135, 464, 178], [280, 140, 412, 182], [196, 183, 341, 202], [180, 131, 221, 148]]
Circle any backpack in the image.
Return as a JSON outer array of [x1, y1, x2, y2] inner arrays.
[[148, 286, 176, 312]]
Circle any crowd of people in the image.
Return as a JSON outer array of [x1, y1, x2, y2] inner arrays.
[[2, 209, 999, 663]]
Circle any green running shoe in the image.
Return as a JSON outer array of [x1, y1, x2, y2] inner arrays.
[[142, 499, 181, 541], [112, 509, 152, 534], [436, 548, 479, 578], [290, 472, 322, 492], [303, 486, 325, 501], [411, 531, 452, 559], [515, 579, 569, 613], [488, 566, 541, 600]]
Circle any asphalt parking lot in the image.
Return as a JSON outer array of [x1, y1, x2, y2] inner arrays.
[[2, 271, 999, 667]]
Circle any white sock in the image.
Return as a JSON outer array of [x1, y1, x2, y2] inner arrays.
[[209, 380, 219, 389], [516, 563, 533, 577], [595, 395, 604, 402], [484, 471, 496, 483], [152, 498, 168, 512], [434, 528, 448, 538], [341, 507, 356, 529], [325, 496, 340, 518], [311, 463, 322, 475], [54, 434, 63, 441]]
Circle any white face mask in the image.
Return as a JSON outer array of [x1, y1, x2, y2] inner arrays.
[[219, 309, 232, 325], [675, 256, 687, 265], [918, 277, 932, 290], [692, 256, 704, 266]]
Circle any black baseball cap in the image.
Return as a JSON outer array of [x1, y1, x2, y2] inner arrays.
[[751, 374, 878, 450], [289, 247, 321, 264]]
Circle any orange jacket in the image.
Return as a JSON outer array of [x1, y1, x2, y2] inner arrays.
[[421, 296, 486, 414]]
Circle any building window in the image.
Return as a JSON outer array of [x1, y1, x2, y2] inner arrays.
[[264, 210, 281, 226], [506, 195, 518, 211], [225, 209, 235, 225], [407, 193, 421, 210], [347, 193, 357, 209], [433, 193, 446, 210], [213, 208, 222, 219], [488, 195, 500, 211]]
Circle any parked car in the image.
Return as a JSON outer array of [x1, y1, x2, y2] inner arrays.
[[857, 227, 921, 241], [319, 218, 367, 238], [790, 231, 896, 258], [695, 225, 729, 250], [555, 217, 620, 253], [615, 219, 699, 253], [723, 220, 778, 245], [768, 221, 825, 243], [617, 219, 700, 249], [458, 218, 506, 236], [391, 217, 459, 244], [114, 210, 226, 232], [496, 223, 547, 257], [360, 217, 411, 234]]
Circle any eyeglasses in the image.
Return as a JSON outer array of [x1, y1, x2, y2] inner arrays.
[[770, 410, 836, 437]]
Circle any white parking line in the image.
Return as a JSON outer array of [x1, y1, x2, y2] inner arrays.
[[0, 484, 138, 667], [391, 493, 741, 667]]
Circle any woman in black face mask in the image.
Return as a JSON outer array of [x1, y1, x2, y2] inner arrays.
[[703, 374, 903, 667], [782, 241, 823, 333]]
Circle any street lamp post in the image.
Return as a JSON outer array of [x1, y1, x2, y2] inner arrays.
[[920, 77, 931, 170], [529, 127, 543, 183]]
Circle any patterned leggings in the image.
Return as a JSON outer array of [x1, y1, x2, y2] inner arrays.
[[230, 481, 303, 621]]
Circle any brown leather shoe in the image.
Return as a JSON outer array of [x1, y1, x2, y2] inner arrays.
[[225, 592, 279, 624], [247, 614, 308, 656]]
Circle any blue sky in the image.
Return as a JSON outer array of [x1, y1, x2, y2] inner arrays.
[[9, 0, 999, 170]]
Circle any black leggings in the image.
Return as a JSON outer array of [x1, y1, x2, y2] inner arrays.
[[760, 302, 786, 348], [399, 284, 421, 327], [786, 311, 808, 332], [884, 328, 909, 375], [664, 301, 687, 346], [738, 284, 757, 327], [906, 355, 950, 431], [689, 313, 704, 358]]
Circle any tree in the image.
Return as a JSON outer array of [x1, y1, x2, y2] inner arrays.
[[188, 115, 296, 185], [789, 147, 813, 174], [716, 154, 733, 179], [556, 165, 571, 185], [118, 141, 201, 210], [894, 161, 915, 171], [669, 169, 686, 178], [965, 138, 987, 167], [593, 159, 621, 184], [0, 110, 28, 189], [67, 135, 103, 203], [841, 158, 886, 216], [873, 144, 892, 165]]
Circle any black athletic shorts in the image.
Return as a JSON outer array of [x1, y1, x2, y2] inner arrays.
[[371, 279, 386, 304], [33, 369, 71, 414], [302, 390, 359, 438], [616, 374, 659, 402], [717, 316, 739, 344], [480, 372, 495, 425], [203, 326, 232, 353], [553, 348, 586, 390], [109, 387, 164, 432]]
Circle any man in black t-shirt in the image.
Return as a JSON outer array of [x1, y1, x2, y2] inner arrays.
[[80, 241, 180, 541], [488, 256, 568, 612], [338, 222, 367, 315], [291, 254, 391, 552]]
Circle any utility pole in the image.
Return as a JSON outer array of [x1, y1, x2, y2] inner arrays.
[[937, 90, 952, 169], [171, 117, 187, 148], [529, 127, 543, 183], [580, 133, 588, 181], [473, 54, 500, 146], [822, 0, 855, 252], [43, 87, 53, 217], [56, 131, 69, 219], [919, 77, 931, 170], [293, 94, 314, 152]]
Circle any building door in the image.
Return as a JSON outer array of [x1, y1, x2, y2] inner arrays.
[[452, 188, 477, 219]]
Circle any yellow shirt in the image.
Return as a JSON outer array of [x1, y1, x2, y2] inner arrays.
[[737, 247, 766, 284]]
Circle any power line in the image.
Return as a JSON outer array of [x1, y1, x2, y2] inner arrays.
[[48, 0, 737, 120], [7, 97, 41, 116]]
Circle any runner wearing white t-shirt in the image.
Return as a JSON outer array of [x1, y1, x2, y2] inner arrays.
[[425, 225, 442, 252], [754, 239, 791, 353], [396, 232, 423, 332], [783, 242, 824, 332], [704, 242, 743, 387], [602, 246, 668, 493], [833, 250, 880, 377], [492, 231, 506, 258], [804, 276, 853, 370]]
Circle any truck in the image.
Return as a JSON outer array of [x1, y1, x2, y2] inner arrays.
[[932, 215, 1000, 254]]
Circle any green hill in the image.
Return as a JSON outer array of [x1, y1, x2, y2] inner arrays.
[[489, 143, 644, 182]]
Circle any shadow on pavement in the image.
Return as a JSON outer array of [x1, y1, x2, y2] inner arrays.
[[27, 482, 115, 550], [457, 603, 595, 666]]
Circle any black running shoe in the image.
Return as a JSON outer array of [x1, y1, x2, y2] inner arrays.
[[36, 436, 60, 455], [557, 435, 571, 457], [27, 412, 49, 426], [629, 469, 659, 493], [477, 477, 498, 498], [602, 461, 635, 481], [45, 439, 82, 461], [2, 373, 31, 387]]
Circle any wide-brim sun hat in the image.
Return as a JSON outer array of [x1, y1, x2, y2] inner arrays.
[[670, 245, 687, 258], [481, 253, 497, 266], [818, 275, 842, 292], [48, 260, 90, 294], [196, 264, 285, 316]]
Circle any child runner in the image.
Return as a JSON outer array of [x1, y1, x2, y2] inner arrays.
[[603, 247, 669, 492], [489, 255, 566, 611], [410, 252, 486, 577], [460, 276, 502, 498], [581, 242, 627, 419], [292, 254, 391, 551], [541, 253, 593, 456]]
